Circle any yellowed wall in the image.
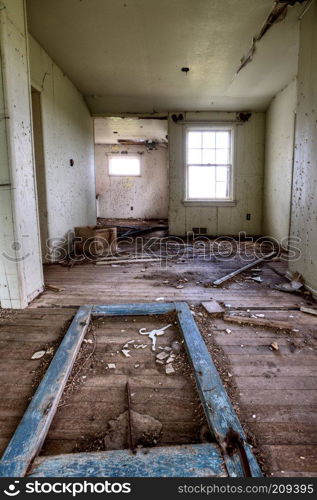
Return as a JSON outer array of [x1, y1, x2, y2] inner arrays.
[[28, 35, 96, 260], [289, 4, 317, 295], [263, 80, 297, 245]]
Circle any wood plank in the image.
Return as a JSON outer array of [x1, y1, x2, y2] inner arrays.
[[223, 314, 292, 331], [92, 303, 176, 316], [175, 302, 262, 477], [212, 251, 276, 286], [0, 306, 92, 477], [29, 443, 227, 477]]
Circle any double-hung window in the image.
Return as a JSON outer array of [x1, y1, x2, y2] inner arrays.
[[185, 127, 234, 202]]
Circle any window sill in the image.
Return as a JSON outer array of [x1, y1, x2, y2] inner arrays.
[[183, 200, 237, 207]]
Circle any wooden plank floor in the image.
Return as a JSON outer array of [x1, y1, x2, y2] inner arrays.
[[197, 307, 317, 477], [0, 253, 316, 476], [31, 259, 305, 309]]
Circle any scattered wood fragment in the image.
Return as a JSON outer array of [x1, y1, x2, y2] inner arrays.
[[212, 251, 276, 286], [45, 284, 65, 292], [223, 314, 292, 331], [300, 306, 317, 316], [202, 300, 224, 316]]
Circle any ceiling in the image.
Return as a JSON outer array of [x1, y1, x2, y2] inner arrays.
[[94, 117, 168, 144], [26, 0, 302, 114]]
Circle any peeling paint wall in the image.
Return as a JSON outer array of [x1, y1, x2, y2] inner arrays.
[[28, 35, 96, 260], [289, 4, 317, 294], [0, 0, 43, 308], [263, 80, 297, 245], [168, 112, 265, 235], [95, 144, 168, 219]]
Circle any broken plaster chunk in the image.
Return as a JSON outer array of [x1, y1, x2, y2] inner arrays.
[[255, 313, 265, 318], [171, 341, 181, 353], [156, 351, 169, 360], [123, 340, 135, 348], [134, 364, 140, 369], [121, 349, 130, 357], [155, 297, 165, 301], [225, 328, 232, 334], [156, 360, 164, 365], [176, 285, 184, 289], [251, 276, 263, 283], [166, 356, 175, 363], [165, 364, 175, 375], [31, 350, 46, 360], [270, 342, 279, 351], [107, 363, 116, 369]]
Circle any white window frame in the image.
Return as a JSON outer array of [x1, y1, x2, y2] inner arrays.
[[108, 155, 141, 177], [184, 125, 236, 206]]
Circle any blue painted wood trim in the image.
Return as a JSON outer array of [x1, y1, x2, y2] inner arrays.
[[92, 303, 176, 316], [28, 443, 227, 477], [0, 305, 92, 477], [174, 302, 262, 477]]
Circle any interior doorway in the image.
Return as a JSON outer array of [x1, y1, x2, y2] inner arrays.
[[31, 88, 48, 263], [94, 117, 169, 226]]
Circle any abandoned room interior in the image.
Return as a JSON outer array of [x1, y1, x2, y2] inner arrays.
[[0, 0, 316, 479]]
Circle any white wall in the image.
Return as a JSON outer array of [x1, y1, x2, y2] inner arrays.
[[168, 112, 265, 235], [263, 80, 297, 245], [289, 4, 317, 295], [95, 144, 168, 219], [0, 0, 43, 308], [28, 35, 96, 260]]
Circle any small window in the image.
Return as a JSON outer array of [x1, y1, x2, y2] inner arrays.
[[186, 128, 233, 201], [108, 156, 141, 176]]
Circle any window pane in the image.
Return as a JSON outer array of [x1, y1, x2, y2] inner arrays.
[[216, 182, 227, 198], [188, 131, 202, 149], [216, 131, 230, 149], [202, 132, 215, 148], [215, 148, 229, 164], [109, 157, 140, 176], [202, 149, 215, 164], [188, 166, 215, 199], [188, 149, 202, 164], [216, 166, 228, 182]]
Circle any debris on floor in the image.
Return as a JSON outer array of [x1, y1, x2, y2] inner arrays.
[[74, 225, 117, 256], [223, 313, 292, 331], [31, 350, 46, 360], [165, 364, 175, 375], [201, 300, 224, 317], [300, 306, 317, 316], [139, 324, 172, 350], [270, 342, 279, 351], [275, 271, 304, 293], [45, 284, 65, 293], [212, 250, 276, 286]]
